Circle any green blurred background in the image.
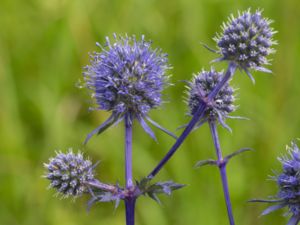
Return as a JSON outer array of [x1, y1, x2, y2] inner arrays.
[[1, 0, 300, 224]]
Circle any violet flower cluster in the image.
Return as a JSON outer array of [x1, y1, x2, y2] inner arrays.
[[83, 34, 176, 143], [84, 35, 168, 116], [43, 8, 284, 225], [214, 9, 276, 82], [277, 143, 300, 217], [187, 68, 236, 130], [253, 142, 300, 225], [44, 150, 95, 197]]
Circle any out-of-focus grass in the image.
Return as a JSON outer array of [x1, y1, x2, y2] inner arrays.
[[1, 0, 300, 224]]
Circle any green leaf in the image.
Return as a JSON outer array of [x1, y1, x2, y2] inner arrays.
[[136, 178, 185, 203], [225, 147, 253, 161], [194, 159, 217, 168]]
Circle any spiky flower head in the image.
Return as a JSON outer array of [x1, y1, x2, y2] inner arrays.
[[83, 34, 176, 143], [186, 68, 235, 130], [276, 143, 300, 216], [83, 34, 169, 117], [214, 9, 276, 81], [251, 142, 300, 223], [44, 150, 95, 197]]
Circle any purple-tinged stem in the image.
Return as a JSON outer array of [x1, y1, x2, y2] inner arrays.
[[125, 114, 135, 225], [86, 180, 117, 193], [207, 62, 237, 100], [147, 62, 237, 179], [125, 198, 136, 225], [125, 114, 133, 189], [209, 121, 235, 225], [147, 103, 206, 179]]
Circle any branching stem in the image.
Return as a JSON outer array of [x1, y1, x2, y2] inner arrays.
[[148, 62, 237, 179], [209, 121, 235, 225]]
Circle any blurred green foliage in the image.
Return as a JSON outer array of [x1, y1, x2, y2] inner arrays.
[[1, 0, 300, 224]]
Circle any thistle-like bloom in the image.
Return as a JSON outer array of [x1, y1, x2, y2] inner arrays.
[[277, 143, 300, 216], [254, 142, 300, 224], [214, 9, 276, 82], [186, 68, 236, 131], [83, 34, 175, 143], [44, 150, 95, 197]]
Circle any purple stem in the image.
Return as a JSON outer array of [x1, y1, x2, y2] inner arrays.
[[125, 198, 136, 225], [125, 114, 135, 225], [207, 62, 237, 99], [209, 121, 235, 225], [147, 62, 237, 179], [86, 180, 117, 193], [125, 114, 133, 189]]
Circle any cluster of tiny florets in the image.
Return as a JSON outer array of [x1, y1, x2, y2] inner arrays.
[[83, 34, 169, 118], [215, 9, 276, 72], [44, 150, 95, 197], [277, 143, 300, 216], [187, 68, 235, 123]]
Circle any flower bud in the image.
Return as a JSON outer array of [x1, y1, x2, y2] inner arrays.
[[44, 150, 95, 197]]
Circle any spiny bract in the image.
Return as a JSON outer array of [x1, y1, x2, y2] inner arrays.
[[215, 9, 276, 81], [44, 150, 95, 197], [187, 68, 235, 130]]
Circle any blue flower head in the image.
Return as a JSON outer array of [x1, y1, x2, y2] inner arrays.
[[186, 68, 236, 131], [214, 9, 276, 82], [84, 34, 169, 116], [255, 142, 300, 223], [277, 143, 300, 216], [44, 150, 95, 198], [83, 34, 176, 143]]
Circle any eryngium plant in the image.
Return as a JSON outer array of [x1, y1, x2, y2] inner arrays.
[[214, 9, 276, 82], [43, 8, 278, 225], [253, 142, 300, 225], [81, 34, 181, 225], [83, 34, 175, 143], [148, 8, 276, 179], [186, 68, 251, 225]]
